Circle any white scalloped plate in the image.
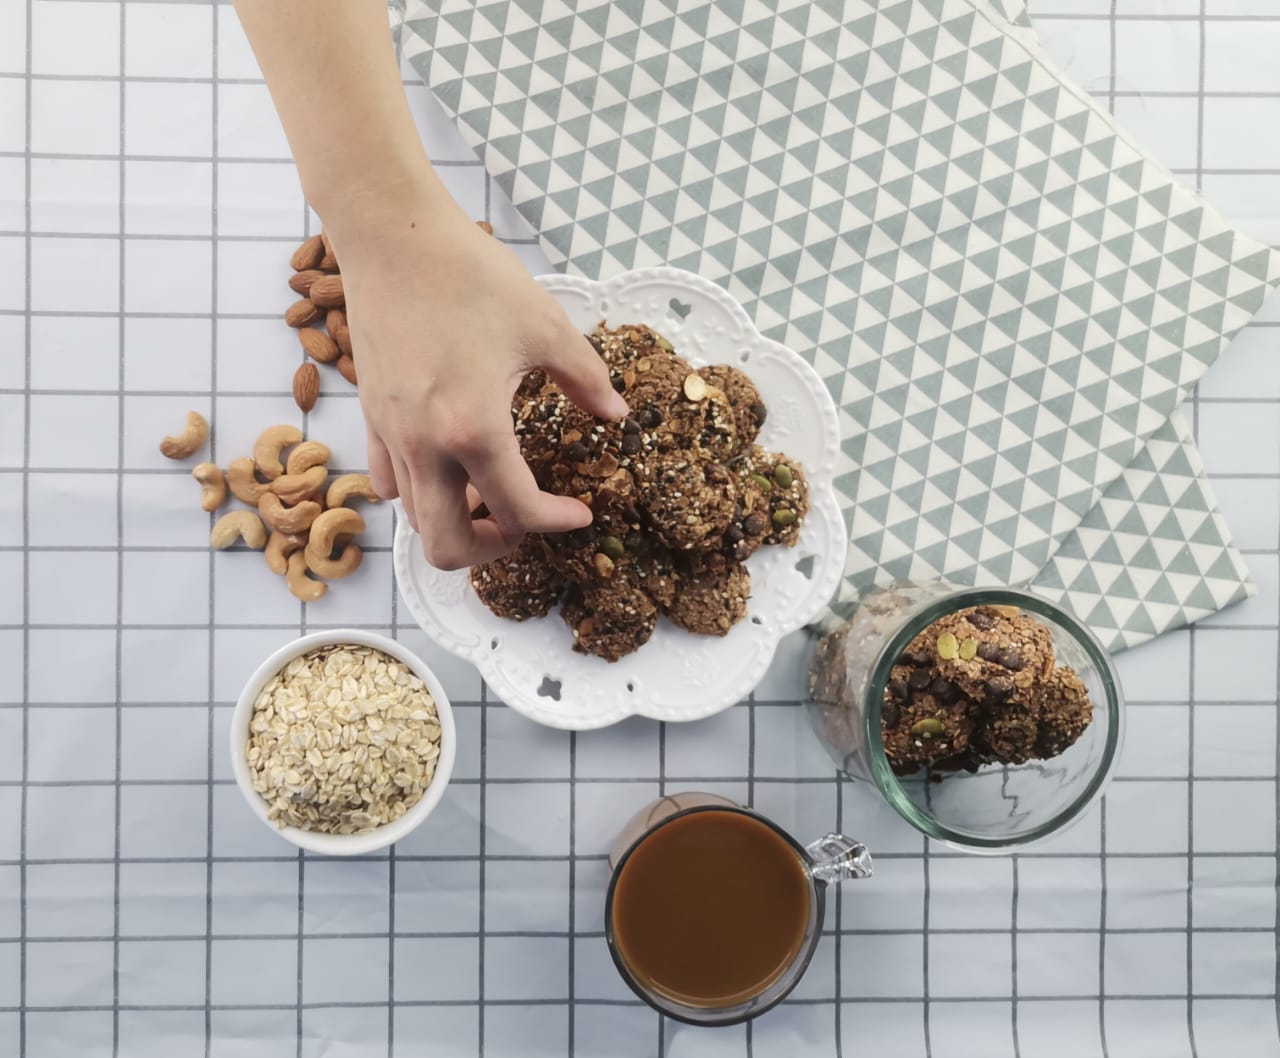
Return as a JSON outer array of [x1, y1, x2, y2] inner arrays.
[[393, 267, 845, 730]]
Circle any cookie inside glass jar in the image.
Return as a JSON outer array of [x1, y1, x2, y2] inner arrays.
[[881, 605, 1095, 775]]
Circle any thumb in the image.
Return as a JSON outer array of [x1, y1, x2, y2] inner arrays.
[[540, 331, 629, 421]]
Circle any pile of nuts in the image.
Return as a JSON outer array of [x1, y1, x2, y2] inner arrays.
[[282, 221, 495, 412], [283, 232, 355, 410], [158, 411, 379, 603], [247, 644, 442, 834]]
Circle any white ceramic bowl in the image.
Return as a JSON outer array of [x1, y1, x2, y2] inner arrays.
[[229, 629, 456, 856], [394, 266, 846, 731]]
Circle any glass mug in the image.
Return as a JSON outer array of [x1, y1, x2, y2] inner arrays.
[[604, 792, 873, 1026]]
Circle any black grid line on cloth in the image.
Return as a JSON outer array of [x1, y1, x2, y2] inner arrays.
[[18, 1, 33, 1055], [0, 992, 1269, 1013], [1011, 805, 1021, 1058], [203, 6, 222, 1053], [6, 848, 1269, 867], [388, 518, 401, 1052], [833, 775, 842, 1058], [478, 681, 488, 1056], [110, 2, 126, 1053], [656, 719, 667, 1056], [1, 924, 1272, 943], [1, 772, 1277, 787], [1275, 410, 1280, 1042], [747, 694, 757, 1058]]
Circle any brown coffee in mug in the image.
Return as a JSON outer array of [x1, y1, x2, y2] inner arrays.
[[610, 808, 811, 1008], [605, 792, 872, 1025]]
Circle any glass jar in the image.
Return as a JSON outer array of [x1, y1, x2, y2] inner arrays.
[[806, 581, 1124, 853]]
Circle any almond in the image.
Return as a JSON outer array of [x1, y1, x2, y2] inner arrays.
[[319, 231, 339, 272], [288, 269, 325, 297], [292, 362, 320, 413], [290, 234, 324, 272], [336, 355, 358, 385], [327, 308, 353, 356], [476, 220, 494, 235], [299, 327, 339, 364], [309, 274, 345, 309], [293, 363, 320, 414], [284, 299, 320, 328]]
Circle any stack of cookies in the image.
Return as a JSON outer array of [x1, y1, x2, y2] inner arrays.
[[881, 605, 1094, 774], [470, 323, 809, 661]]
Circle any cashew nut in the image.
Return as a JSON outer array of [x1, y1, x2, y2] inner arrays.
[[325, 473, 381, 510], [285, 441, 332, 477], [226, 457, 271, 505], [271, 465, 327, 506], [285, 550, 327, 603], [305, 542, 363, 580], [159, 410, 209, 460], [253, 424, 304, 481], [192, 463, 227, 512], [264, 531, 308, 575], [307, 507, 365, 558], [210, 510, 267, 550], [259, 493, 321, 534]]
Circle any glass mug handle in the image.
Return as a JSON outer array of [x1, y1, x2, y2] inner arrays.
[[806, 833, 873, 884]]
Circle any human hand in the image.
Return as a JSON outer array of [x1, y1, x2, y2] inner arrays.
[[328, 185, 627, 571]]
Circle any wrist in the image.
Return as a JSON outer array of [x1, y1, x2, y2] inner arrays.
[[310, 164, 465, 252]]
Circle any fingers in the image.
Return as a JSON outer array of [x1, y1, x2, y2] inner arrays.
[[466, 434, 594, 538], [540, 330, 628, 421], [407, 428, 593, 570], [367, 426, 398, 500], [394, 453, 419, 534], [411, 461, 517, 570]]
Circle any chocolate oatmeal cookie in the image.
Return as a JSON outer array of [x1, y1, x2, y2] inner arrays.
[[470, 537, 564, 621], [638, 454, 737, 552], [698, 364, 767, 445], [925, 606, 1056, 702], [880, 692, 977, 773], [667, 562, 751, 636], [1032, 666, 1094, 757], [729, 447, 808, 546], [656, 378, 739, 463], [590, 321, 674, 371], [615, 351, 689, 413], [561, 581, 659, 662], [720, 477, 772, 562]]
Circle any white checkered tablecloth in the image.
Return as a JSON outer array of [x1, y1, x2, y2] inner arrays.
[[0, 2, 1277, 1057]]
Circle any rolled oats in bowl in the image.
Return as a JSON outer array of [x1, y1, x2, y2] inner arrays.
[[231, 629, 456, 855], [247, 644, 442, 835]]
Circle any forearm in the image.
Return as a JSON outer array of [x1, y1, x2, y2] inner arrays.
[[232, 0, 457, 235]]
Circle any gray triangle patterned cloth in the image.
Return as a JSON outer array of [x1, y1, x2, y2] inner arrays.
[[400, 0, 1280, 651]]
